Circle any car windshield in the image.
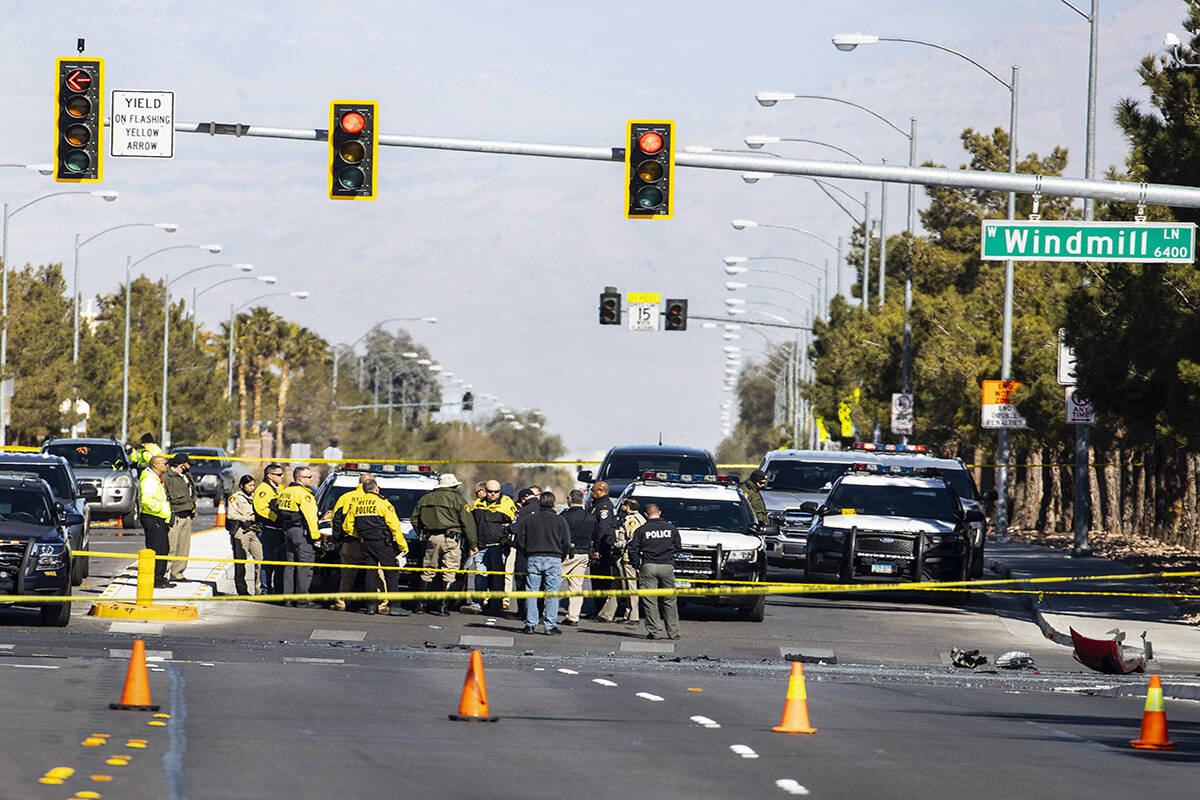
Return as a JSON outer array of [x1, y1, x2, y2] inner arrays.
[[600, 454, 715, 480], [45, 443, 128, 470], [0, 488, 54, 526], [320, 485, 429, 519], [826, 483, 960, 522], [174, 449, 223, 471], [630, 494, 752, 532], [939, 468, 976, 502], [764, 461, 856, 492], [0, 463, 72, 498]]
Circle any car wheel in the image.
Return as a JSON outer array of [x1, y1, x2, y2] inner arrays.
[[122, 509, 140, 529], [41, 596, 71, 627], [70, 552, 85, 586], [737, 595, 766, 622]]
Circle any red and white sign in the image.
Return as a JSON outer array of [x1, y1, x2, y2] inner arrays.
[[1065, 387, 1095, 425]]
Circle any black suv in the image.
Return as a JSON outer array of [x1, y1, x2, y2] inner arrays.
[[578, 444, 719, 498], [168, 446, 235, 504], [0, 454, 96, 585], [0, 474, 76, 626]]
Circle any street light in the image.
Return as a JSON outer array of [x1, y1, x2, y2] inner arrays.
[[120, 243, 223, 442], [1, 189, 118, 446], [162, 261, 244, 444], [226, 290, 309, 402], [194, 274, 276, 344], [331, 317, 439, 404], [0, 163, 53, 175], [74, 221, 177, 364], [833, 31, 1019, 535], [723, 256, 828, 310]]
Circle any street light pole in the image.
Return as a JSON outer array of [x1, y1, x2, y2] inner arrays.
[[226, 290, 309, 407]]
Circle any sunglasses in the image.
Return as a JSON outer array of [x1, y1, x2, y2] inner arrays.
[[486, 489, 501, 494]]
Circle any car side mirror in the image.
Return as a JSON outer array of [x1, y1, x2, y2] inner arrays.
[[64, 511, 85, 527], [965, 509, 985, 523], [577, 470, 593, 483], [78, 483, 99, 501], [759, 523, 780, 537], [799, 501, 820, 514], [979, 490, 998, 503]]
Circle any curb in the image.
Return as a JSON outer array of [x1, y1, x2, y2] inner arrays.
[[87, 601, 199, 621], [988, 558, 1071, 646]]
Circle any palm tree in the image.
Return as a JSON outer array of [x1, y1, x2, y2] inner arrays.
[[234, 307, 286, 445], [274, 323, 327, 456]]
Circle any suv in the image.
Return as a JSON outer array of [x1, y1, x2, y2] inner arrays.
[[0, 454, 96, 585], [618, 472, 769, 621], [850, 442, 996, 577], [757, 449, 868, 568], [313, 462, 440, 589], [41, 437, 139, 527], [0, 473, 75, 626], [169, 446, 235, 504], [579, 444, 718, 498], [803, 463, 984, 585]]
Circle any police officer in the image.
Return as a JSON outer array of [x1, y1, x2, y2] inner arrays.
[[588, 481, 621, 622], [253, 463, 286, 594], [128, 432, 163, 470], [138, 454, 174, 588], [328, 473, 370, 611], [274, 466, 321, 607], [467, 479, 517, 615], [742, 469, 769, 526], [628, 502, 681, 640], [410, 473, 477, 616], [346, 478, 410, 616]]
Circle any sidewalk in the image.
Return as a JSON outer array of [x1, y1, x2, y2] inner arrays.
[[989, 540, 1200, 669], [94, 526, 232, 606]]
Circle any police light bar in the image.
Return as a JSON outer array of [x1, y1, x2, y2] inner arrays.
[[639, 471, 737, 484], [852, 442, 928, 454], [851, 462, 941, 476], [344, 462, 434, 474]]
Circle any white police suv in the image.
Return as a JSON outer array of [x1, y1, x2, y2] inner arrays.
[[618, 472, 769, 622]]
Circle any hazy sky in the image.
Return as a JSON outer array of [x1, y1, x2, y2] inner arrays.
[[0, 0, 1184, 456]]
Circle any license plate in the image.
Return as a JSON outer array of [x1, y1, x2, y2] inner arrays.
[[870, 562, 895, 574], [675, 552, 692, 560]]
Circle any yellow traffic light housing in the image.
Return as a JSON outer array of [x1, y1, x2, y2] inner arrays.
[[329, 101, 378, 200], [53, 57, 104, 183], [624, 120, 674, 219]]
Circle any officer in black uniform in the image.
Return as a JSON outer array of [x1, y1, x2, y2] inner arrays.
[[587, 480, 621, 621]]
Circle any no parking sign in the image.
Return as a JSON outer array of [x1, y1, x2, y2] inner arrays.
[[1065, 387, 1095, 425]]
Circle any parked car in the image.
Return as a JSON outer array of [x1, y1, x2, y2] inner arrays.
[[578, 444, 719, 499], [0, 453, 95, 585], [169, 446, 235, 504], [0, 473, 76, 626], [41, 437, 139, 528]]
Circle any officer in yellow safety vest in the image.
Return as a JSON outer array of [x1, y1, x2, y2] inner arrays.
[[253, 463, 285, 594], [274, 466, 320, 607], [128, 432, 163, 470], [328, 472, 369, 611], [345, 478, 410, 616], [137, 454, 173, 588]]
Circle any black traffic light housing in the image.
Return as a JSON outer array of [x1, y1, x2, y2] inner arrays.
[[328, 101, 378, 200], [664, 298, 688, 331], [54, 57, 104, 183], [462, 391, 474, 412], [624, 120, 674, 219], [599, 288, 621, 325]]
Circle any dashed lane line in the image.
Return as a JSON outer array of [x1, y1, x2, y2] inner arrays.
[[690, 715, 721, 729], [775, 778, 810, 795], [635, 692, 664, 702], [730, 744, 759, 759], [283, 657, 345, 664], [109, 648, 172, 661], [557, 668, 579, 675], [109, 622, 164, 635], [309, 629, 366, 642], [6, 664, 60, 669], [592, 678, 618, 687]]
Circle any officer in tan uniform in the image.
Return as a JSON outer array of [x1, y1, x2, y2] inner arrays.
[[410, 473, 477, 616]]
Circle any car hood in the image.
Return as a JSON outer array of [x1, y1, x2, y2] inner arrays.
[[818, 515, 959, 534], [318, 518, 419, 539], [678, 528, 762, 550], [69, 466, 133, 479], [0, 521, 65, 542], [761, 488, 826, 511]]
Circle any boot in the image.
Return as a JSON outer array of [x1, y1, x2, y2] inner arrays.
[[412, 601, 426, 614], [432, 600, 449, 617]]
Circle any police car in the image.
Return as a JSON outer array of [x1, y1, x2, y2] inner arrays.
[[313, 462, 440, 587], [617, 472, 769, 622], [803, 462, 985, 586]]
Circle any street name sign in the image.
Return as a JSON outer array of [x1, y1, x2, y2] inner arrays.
[[110, 90, 174, 158], [981, 379, 1027, 430], [626, 291, 661, 332], [1065, 387, 1095, 425], [980, 220, 1195, 263], [890, 393, 914, 436]]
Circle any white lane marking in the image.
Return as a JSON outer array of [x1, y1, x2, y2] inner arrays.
[[0, 644, 14, 650], [109, 622, 164, 634], [690, 715, 722, 729], [533, 668, 546, 671], [109, 648, 173, 660], [592, 678, 618, 687], [775, 778, 810, 795], [283, 657, 345, 664], [636, 692, 665, 702], [6, 664, 60, 669], [730, 744, 759, 759], [310, 629, 367, 641], [557, 668, 578, 675]]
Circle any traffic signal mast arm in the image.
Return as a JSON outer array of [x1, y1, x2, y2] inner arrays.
[[168, 119, 1200, 208]]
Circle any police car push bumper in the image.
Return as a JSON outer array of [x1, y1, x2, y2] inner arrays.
[[807, 514, 968, 582]]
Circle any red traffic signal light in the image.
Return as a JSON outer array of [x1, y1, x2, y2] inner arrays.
[[599, 290, 621, 325], [54, 57, 104, 183], [664, 298, 688, 331], [625, 120, 674, 219], [329, 101, 378, 200]]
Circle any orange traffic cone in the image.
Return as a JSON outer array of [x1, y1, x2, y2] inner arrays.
[[772, 661, 817, 734], [1130, 675, 1176, 750], [109, 639, 161, 711], [449, 650, 498, 722], [215, 499, 226, 528]]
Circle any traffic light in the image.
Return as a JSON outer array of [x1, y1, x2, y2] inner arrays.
[[664, 298, 688, 331], [53, 57, 104, 183], [624, 120, 674, 219], [599, 289, 621, 325], [328, 101, 378, 200], [462, 391, 474, 412]]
